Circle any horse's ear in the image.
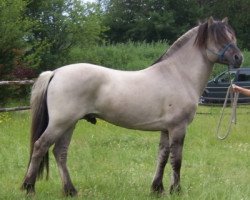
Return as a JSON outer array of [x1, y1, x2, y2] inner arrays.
[[222, 17, 228, 24], [208, 16, 214, 27]]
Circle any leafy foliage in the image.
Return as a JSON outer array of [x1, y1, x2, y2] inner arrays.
[[1, 0, 249, 77], [103, 0, 201, 43], [24, 0, 106, 71], [0, 0, 33, 79], [102, 0, 249, 50]]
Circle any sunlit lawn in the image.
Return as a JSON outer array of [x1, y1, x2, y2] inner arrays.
[[0, 105, 250, 199]]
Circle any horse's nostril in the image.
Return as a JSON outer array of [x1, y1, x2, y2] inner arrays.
[[234, 54, 243, 64], [234, 54, 239, 61]]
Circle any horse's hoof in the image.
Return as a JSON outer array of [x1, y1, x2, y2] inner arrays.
[[151, 182, 165, 194], [169, 184, 181, 195], [64, 185, 78, 197], [21, 182, 35, 195]]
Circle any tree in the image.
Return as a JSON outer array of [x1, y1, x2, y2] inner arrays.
[[67, 1, 107, 48], [25, 0, 106, 71], [0, 0, 32, 79], [167, 0, 202, 39], [103, 0, 171, 42], [103, 0, 202, 43]]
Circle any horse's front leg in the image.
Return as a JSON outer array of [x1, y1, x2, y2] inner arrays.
[[151, 131, 170, 194], [169, 124, 186, 194]]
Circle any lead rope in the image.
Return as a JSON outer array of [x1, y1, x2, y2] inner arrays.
[[216, 73, 239, 140]]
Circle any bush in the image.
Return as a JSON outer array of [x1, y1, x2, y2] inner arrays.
[[0, 66, 36, 106]]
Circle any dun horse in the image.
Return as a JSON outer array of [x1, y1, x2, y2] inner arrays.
[[21, 17, 243, 196]]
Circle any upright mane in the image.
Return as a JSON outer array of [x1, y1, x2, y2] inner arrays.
[[194, 19, 235, 48], [153, 17, 236, 64]]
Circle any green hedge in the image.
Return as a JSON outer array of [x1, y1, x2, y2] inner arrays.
[[67, 41, 168, 70]]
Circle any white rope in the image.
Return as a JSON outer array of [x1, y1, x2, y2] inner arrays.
[[216, 83, 239, 140]]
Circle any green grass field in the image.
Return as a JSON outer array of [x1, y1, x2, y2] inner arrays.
[[0, 105, 250, 200]]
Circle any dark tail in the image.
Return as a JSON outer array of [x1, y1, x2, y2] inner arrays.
[[29, 71, 54, 180]]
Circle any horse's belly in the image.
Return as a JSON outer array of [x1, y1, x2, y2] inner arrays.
[[96, 98, 197, 131], [100, 114, 168, 131]]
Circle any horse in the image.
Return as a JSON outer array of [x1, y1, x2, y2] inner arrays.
[[21, 17, 243, 196]]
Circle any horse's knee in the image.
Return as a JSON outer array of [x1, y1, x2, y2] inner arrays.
[[53, 147, 65, 163]]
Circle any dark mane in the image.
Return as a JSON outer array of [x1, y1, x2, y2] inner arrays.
[[153, 18, 235, 64], [194, 20, 235, 48]]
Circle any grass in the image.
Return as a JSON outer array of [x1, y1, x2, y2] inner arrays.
[[243, 50, 250, 66], [68, 41, 168, 71], [0, 105, 250, 199]]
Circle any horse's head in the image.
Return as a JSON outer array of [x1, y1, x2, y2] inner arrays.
[[195, 17, 243, 68]]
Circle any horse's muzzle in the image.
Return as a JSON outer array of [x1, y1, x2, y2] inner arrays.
[[232, 52, 243, 68], [224, 44, 243, 68]]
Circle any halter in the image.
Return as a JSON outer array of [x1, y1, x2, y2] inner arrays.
[[207, 43, 234, 62]]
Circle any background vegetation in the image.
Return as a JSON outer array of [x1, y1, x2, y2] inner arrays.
[[1, 0, 249, 79], [0, 106, 250, 199], [0, 0, 250, 102]]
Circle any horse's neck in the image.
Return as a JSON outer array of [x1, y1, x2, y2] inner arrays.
[[161, 35, 213, 97]]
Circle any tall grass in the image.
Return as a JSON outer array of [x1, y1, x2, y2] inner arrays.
[[68, 41, 168, 70], [0, 105, 250, 199], [243, 50, 250, 66]]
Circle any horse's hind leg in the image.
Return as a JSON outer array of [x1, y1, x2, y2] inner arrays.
[[169, 125, 186, 194], [151, 131, 170, 194], [22, 123, 74, 194], [53, 126, 77, 196], [22, 128, 57, 194]]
